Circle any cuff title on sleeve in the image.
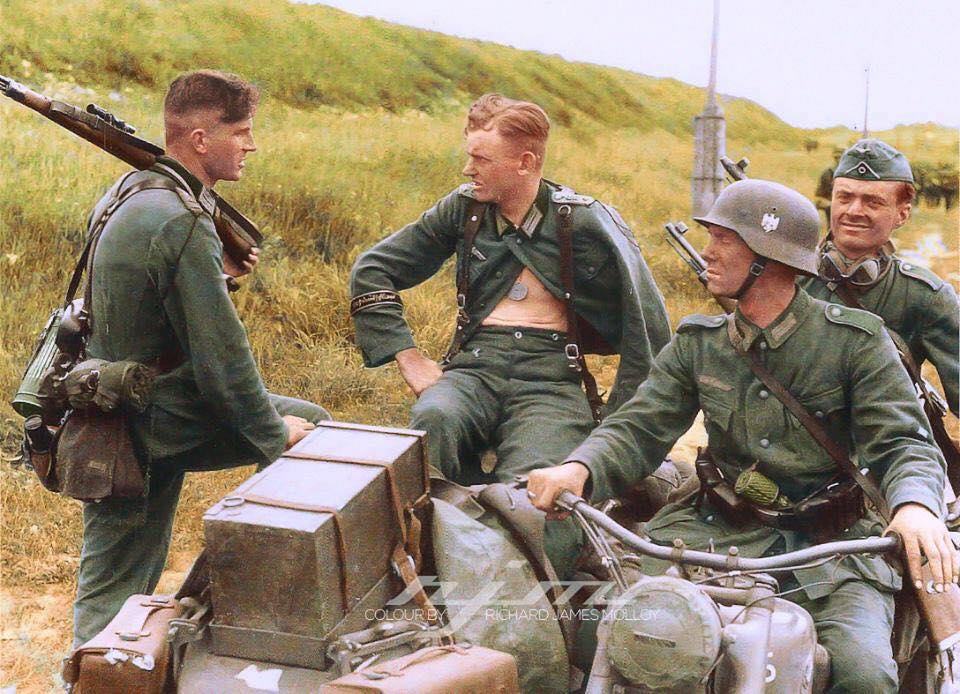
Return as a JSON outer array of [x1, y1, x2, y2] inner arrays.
[[350, 290, 403, 316]]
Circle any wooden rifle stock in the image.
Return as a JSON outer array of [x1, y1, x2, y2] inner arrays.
[[0, 75, 262, 266]]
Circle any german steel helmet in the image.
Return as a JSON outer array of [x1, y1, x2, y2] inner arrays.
[[834, 138, 914, 184], [694, 179, 820, 276]]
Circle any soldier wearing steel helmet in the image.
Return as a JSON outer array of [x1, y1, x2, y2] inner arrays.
[[526, 179, 955, 692], [800, 138, 959, 417]]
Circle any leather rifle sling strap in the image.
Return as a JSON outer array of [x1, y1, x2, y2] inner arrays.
[[556, 205, 604, 424], [442, 199, 487, 362], [833, 283, 960, 486], [726, 315, 891, 521]]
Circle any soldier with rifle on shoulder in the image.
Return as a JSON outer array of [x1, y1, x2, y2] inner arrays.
[[527, 179, 957, 693], [66, 70, 330, 647]]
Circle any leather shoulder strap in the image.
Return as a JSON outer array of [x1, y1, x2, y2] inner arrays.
[[557, 204, 603, 423], [443, 199, 487, 362], [81, 176, 183, 332], [726, 315, 891, 521]]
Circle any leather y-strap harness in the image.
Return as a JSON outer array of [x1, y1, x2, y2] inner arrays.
[[726, 314, 891, 521], [443, 199, 488, 362], [445, 198, 604, 422], [557, 205, 604, 423]]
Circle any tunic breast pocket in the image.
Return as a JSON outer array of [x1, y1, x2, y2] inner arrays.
[[573, 241, 613, 281], [700, 390, 735, 433], [791, 385, 847, 431]]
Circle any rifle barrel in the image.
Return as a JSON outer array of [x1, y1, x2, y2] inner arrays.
[[1, 75, 261, 264]]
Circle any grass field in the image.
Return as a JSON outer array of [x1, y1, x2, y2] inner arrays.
[[0, 0, 957, 690]]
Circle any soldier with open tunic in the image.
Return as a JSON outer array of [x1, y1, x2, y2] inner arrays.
[[349, 93, 671, 578]]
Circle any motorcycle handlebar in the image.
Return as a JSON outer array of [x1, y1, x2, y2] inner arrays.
[[556, 490, 901, 572]]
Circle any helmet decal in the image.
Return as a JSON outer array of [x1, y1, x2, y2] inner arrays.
[[761, 213, 781, 233]]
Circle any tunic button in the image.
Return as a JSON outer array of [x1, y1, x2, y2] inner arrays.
[[759, 389, 769, 399], [587, 266, 596, 274], [551, 333, 560, 341], [815, 410, 824, 418], [495, 271, 503, 278], [902, 263, 912, 270], [759, 341, 768, 350], [759, 438, 770, 448], [514, 331, 523, 339], [516, 238, 523, 245], [830, 307, 843, 317]]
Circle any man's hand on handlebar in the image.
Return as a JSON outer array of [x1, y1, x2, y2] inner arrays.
[[886, 502, 959, 591], [527, 462, 590, 520]]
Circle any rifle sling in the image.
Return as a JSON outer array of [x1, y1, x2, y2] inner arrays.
[[726, 314, 891, 521], [833, 284, 924, 382]]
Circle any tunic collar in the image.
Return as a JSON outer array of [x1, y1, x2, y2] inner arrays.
[[494, 180, 550, 238], [155, 155, 218, 215], [732, 287, 813, 351]]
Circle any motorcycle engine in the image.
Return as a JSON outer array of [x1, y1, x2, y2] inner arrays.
[[606, 575, 723, 690]]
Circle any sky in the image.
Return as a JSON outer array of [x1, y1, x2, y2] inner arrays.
[[306, 0, 960, 131]]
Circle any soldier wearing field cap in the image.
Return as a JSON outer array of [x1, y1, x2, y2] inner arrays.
[[800, 139, 958, 417], [527, 179, 955, 693]]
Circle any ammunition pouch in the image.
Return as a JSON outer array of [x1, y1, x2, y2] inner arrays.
[[695, 449, 865, 541]]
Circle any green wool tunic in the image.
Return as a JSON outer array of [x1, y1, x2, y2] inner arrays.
[[566, 288, 945, 600], [86, 157, 289, 465], [800, 256, 959, 416], [349, 180, 671, 414]]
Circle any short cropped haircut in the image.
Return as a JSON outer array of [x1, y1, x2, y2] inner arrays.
[[895, 182, 917, 206], [465, 93, 550, 161], [164, 70, 260, 125]]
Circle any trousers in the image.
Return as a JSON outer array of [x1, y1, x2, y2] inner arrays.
[[792, 580, 897, 693], [72, 393, 329, 647], [411, 327, 595, 579]]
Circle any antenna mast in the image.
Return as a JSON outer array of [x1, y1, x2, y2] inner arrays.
[[691, 0, 726, 216]]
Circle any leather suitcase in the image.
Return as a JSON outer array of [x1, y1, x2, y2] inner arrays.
[[204, 422, 429, 669], [62, 594, 181, 693], [320, 645, 520, 693]]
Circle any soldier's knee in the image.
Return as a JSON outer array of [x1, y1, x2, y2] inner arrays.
[[410, 398, 456, 432], [826, 642, 897, 693]]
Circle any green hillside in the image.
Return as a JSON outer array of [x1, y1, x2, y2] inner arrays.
[[0, 0, 807, 142]]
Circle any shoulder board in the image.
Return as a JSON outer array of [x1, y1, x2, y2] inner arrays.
[[457, 182, 479, 200], [896, 258, 943, 291], [824, 303, 883, 335], [148, 165, 205, 217], [551, 187, 594, 206], [677, 314, 727, 333]]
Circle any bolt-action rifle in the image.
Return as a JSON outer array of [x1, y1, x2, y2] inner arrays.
[[0, 75, 262, 268]]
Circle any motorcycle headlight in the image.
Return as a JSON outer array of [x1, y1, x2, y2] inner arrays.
[[606, 575, 722, 690]]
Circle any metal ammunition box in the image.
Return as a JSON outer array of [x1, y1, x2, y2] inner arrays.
[[203, 422, 428, 669]]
